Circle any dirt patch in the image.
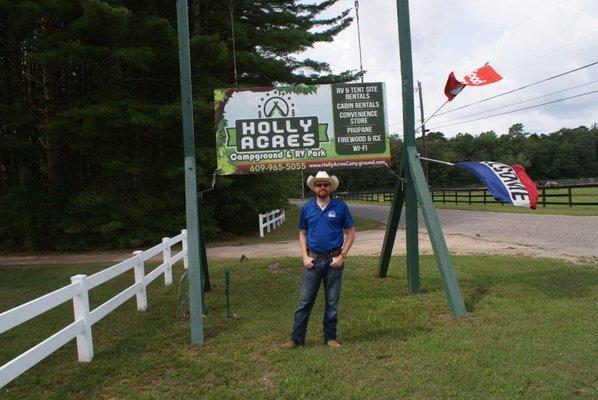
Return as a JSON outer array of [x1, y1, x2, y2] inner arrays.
[[0, 229, 594, 268], [206, 229, 591, 263]]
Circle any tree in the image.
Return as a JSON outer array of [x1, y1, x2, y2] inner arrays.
[[0, 0, 356, 250], [335, 123, 598, 191]]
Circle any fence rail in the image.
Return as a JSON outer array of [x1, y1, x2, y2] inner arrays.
[[336, 183, 598, 208], [0, 229, 189, 388], [259, 209, 286, 237]]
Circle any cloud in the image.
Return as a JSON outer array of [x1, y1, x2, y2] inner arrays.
[[301, 0, 598, 137]]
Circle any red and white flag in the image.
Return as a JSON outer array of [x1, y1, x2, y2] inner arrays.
[[444, 72, 466, 101], [444, 64, 503, 101], [462, 64, 503, 86]]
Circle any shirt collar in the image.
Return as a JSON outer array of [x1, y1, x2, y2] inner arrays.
[[313, 196, 334, 211]]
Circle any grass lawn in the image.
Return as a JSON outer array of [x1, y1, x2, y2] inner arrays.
[[345, 187, 598, 216], [208, 203, 382, 247], [1, 255, 596, 399]]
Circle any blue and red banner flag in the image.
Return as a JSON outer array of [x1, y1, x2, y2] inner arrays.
[[456, 162, 538, 209]]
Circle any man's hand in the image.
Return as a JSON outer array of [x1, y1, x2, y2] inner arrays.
[[330, 255, 344, 269], [303, 255, 315, 269]]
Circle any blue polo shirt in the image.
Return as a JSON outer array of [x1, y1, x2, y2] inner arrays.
[[298, 197, 354, 253]]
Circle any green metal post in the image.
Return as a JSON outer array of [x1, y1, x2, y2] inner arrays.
[[396, 0, 419, 293], [407, 147, 467, 316], [225, 270, 231, 318], [405, 163, 420, 293], [176, 0, 204, 345], [377, 160, 405, 277], [197, 197, 211, 293]]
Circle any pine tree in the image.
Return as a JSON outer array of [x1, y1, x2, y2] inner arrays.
[[0, 0, 356, 249]]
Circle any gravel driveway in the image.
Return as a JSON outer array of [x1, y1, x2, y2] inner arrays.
[[346, 203, 598, 260], [1, 204, 596, 267]]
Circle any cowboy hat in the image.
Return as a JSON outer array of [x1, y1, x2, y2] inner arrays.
[[306, 171, 339, 192]]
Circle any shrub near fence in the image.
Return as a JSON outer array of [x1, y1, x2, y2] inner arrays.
[[337, 184, 598, 207], [0, 230, 189, 388]]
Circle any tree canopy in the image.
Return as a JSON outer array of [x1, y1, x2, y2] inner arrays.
[[0, 0, 356, 250], [334, 123, 598, 191]]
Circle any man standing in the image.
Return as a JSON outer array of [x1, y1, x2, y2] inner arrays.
[[282, 171, 356, 348]]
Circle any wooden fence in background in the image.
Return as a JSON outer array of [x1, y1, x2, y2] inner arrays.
[[336, 184, 598, 207]]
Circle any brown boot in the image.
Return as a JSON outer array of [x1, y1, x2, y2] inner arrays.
[[280, 340, 300, 349], [326, 339, 341, 348]]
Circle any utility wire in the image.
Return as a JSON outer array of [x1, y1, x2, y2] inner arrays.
[[433, 61, 598, 118], [355, 0, 365, 83], [428, 89, 598, 130], [434, 79, 598, 125], [387, 99, 448, 130]]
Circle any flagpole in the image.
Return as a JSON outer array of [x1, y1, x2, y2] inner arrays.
[[379, 0, 467, 317], [415, 99, 449, 134], [417, 155, 455, 166]]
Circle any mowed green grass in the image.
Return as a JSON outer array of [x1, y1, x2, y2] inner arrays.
[[1, 256, 596, 399], [208, 203, 382, 247], [347, 186, 598, 216]]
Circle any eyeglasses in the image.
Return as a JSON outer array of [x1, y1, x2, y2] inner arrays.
[[315, 182, 330, 188]]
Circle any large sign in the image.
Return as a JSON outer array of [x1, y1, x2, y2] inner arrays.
[[215, 83, 391, 175]]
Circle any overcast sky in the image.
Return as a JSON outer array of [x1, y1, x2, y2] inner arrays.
[[301, 0, 598, 138]]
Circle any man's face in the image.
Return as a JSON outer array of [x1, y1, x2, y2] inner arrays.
[[314, 181, 330, 199]]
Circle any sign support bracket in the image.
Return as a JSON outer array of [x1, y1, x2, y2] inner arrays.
[[378, 0, 467, 317]]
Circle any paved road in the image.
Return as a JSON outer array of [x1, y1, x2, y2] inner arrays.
[[346, 203, 598, 259], [1, 204, 595, 267]]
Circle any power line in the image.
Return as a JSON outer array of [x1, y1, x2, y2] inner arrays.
[[427, 89, 598, 130], [387, 79, 597, 130], [506, 29, 598, 73], [434, 79, 598, 125], [387, 76, 598, 129], [433, 61, 598, 117]]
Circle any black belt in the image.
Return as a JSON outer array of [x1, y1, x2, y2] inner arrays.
[[308, 248, 342, 259]]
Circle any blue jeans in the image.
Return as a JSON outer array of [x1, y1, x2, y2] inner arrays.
[[291, 255, 344, 344]]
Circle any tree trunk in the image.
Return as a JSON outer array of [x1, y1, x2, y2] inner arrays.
[[40, 19, 60, 245]]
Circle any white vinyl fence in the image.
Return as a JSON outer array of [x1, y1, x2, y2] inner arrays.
[[0, 229, 189, 388], [258, 209, 286, 237]]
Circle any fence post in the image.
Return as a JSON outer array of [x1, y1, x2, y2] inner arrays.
[[181, 229, 189, 270], [70, 274, 94, 362], [542, 187, 546, 207], [442, 190, 446, 204], [162, 237, 172, 285], [454, 190, 457, 204], [132, 250, 147, 311], [258, 213, 264, 237], [568, 187, 572, 207], [483, 189, 487, 205], [468, 190, 472, 205]]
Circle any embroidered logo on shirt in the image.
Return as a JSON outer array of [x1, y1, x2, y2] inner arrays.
[[327, 210, 336, 218]]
